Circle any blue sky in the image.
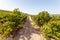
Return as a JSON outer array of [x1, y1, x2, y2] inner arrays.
[[0, 0, 60, 14]]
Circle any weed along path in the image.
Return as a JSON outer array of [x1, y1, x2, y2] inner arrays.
[[2, 16, 46, 40]]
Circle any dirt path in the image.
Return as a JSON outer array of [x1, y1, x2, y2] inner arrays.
[[2, 16, 46, 40], [13, 16, 46, 40]]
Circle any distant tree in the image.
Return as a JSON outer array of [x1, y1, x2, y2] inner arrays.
[[13, 8, 20, 14], [37, 11, 50, 26], [38, 11, 50, 22]]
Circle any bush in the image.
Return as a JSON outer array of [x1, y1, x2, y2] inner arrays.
[[41, 21, 60, 40], [0, 8, 27, 38], [31, 11, 51, 26]]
